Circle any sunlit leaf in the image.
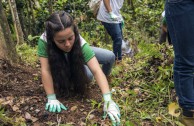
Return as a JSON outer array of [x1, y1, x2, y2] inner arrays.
[[168, 102, 180, 117]]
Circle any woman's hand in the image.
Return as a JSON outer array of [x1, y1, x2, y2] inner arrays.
[[103, 93, 121, 126], [45, 94, 67, 113]]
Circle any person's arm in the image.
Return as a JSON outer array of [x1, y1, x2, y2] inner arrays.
[[103, 0, 112, 13], [103, 0, 118, 21], [87, 56, 120, 125], [87, 56, 110, 94], [39, 57, 55, 95], [39, 57, 67, 113]]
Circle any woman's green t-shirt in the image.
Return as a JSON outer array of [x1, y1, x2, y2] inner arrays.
[[37, 33, 95, 63]]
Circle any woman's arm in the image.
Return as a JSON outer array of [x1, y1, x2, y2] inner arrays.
[[39, 57, 67, 112], [87, 56, 121, 124], [39, 57, 55, 95], [103, 0, 112, 12], [87, 56, 110, 94]]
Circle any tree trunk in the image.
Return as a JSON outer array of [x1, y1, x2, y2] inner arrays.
[[29, 0, 36, 35], [25, 0, 31, 35], [16, 0, 28, 39], [0, 0, 17, 62], [19, 12, 28, 38], [8, 0, 24, 45], [0, 25, 7, 59]]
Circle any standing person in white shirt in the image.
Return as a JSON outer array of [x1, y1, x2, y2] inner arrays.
[[97, 0, 124, 63]]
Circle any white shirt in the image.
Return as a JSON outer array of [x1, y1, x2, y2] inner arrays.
[[97, 0, 124, 23]]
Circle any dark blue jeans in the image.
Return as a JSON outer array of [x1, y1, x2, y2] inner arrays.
[[165, 0, 194, 111], [102, 22, 123, 60]]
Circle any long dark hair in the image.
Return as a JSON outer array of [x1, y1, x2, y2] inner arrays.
[[45, 11, 90, 97]]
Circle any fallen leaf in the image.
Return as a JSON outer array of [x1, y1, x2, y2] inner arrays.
[[19, 97, 25, 104], [168, 102, 180, 117], [25, 112, 31, 120], [2, 99, 13, 106], [31, 116, 39, 122], [79, 121, 86, 126], [70, 106, 77, 111], [0, 98, 4, 104], [12, 105, 20, 112], [134, 80, 140, 85], [24, 106, 29, 110], [134, 87, 140, 94], [33, 122, 41, 126], [30, 107, 34, 111], [35, 109, 40, 113]]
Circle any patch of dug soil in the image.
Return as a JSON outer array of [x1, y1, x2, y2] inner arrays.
[[0, 59, 110, 125]]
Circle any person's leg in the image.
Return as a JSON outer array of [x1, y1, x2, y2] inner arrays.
[[165, 0, 194, 125], [91, 47, 115, 76], [102, 22, 123, 60], [84, 65, 93, 81]]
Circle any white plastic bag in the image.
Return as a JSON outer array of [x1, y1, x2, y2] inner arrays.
[[122, 40, 131, 54]]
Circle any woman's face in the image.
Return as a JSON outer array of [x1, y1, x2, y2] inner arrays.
[[54, 27, 75, 52]]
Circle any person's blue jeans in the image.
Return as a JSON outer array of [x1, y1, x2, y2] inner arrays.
[[85, 47, 115, 80], [165, 0, 194, 111], [102, 22, 123, 60]]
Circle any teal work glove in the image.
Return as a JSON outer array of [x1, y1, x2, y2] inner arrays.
[[109, 12, 119, 21], [121, 20, 124, 29], [45, 94, 67, 113], [103, 92, 120, 126]]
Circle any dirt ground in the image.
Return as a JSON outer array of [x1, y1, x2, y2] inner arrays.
[[0, 59, 110, 126]]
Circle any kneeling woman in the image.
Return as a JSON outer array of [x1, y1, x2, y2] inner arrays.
[[37, 11, 120, 125]]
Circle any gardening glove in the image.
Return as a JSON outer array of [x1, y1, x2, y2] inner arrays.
[[103, 92, 121, 126], [45, 94, 67, 113], [109, 12, 119, 21]]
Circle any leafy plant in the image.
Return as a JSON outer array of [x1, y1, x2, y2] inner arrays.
[[0, 105, 26, 126], [16, 43, 38, 65]]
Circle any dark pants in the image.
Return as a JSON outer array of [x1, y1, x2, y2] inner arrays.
[[165, 0, 194, 111], [102, 22, 123, 60]]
